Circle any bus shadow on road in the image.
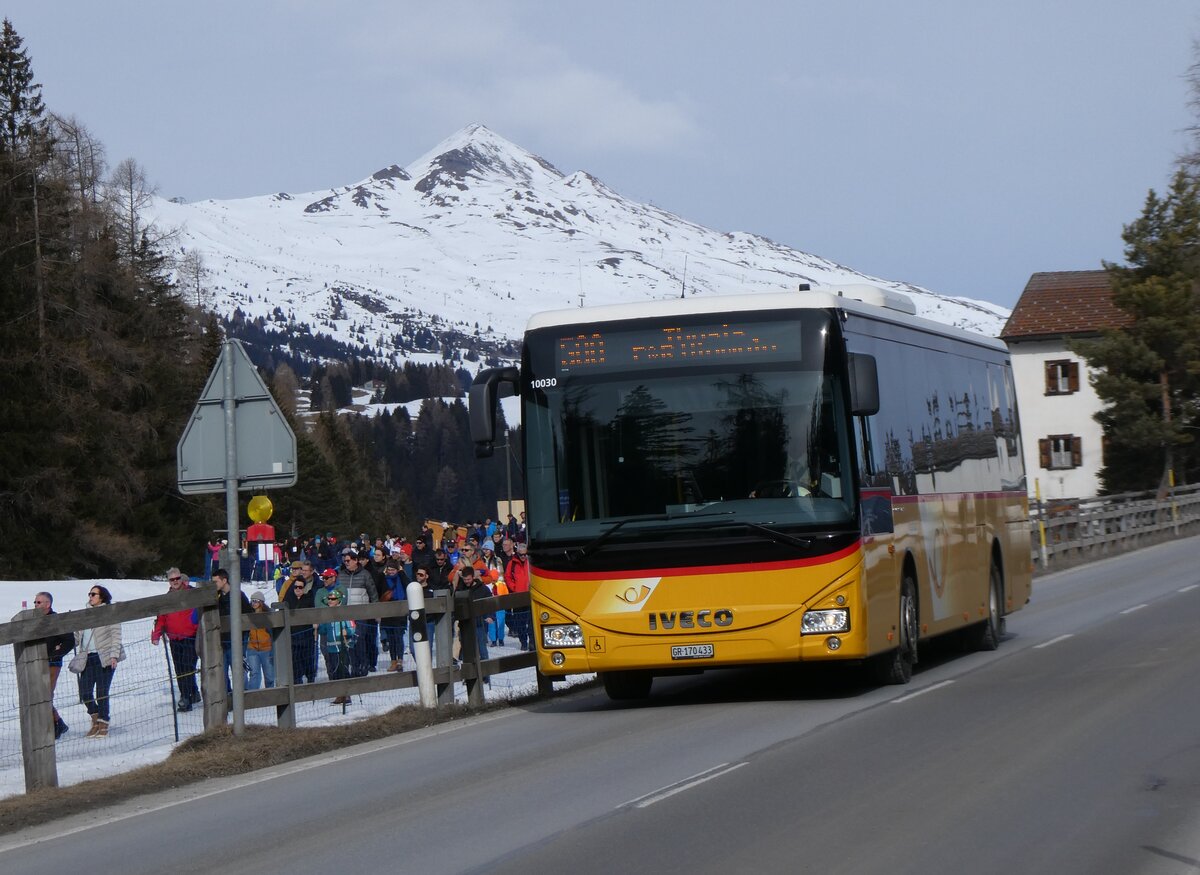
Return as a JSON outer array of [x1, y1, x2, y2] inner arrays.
[[546, 631, 1013, 711]]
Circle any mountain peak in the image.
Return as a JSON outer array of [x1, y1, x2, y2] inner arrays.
[[151, 124, 1010, 370], [409, 123, 563, 196]]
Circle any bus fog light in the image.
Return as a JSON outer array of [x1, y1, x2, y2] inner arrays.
[[542, 624, 584, 648], [802, 609, 850, 634], [826, 636, 841, 651], [551, 651, 566, 667]]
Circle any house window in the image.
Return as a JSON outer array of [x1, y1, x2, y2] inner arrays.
[[1044, 360, 1080, 395], [1038, 435, 1082, 470]]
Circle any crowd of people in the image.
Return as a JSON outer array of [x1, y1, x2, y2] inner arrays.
[[184, 516, 535, 707], [30, 516, 533, 741]]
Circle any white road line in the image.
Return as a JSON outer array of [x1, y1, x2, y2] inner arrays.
[[1034, 634, 1075, 649], [1179, 584, 1199, 593], [623, 761, 749, 809], [1120, 604, 1149, 615], [891, 680, 954, 703]]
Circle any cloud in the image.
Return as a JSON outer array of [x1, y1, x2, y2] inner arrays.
[[438, 69, 699, 154], [341, 3, 698, 155]]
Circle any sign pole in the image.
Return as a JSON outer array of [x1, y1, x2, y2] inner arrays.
[[178, 336, 297, 738], [223, 341, 246, 736]]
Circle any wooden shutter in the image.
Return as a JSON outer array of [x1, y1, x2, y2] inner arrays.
[[1044, 361, 1056, 394], [1067, 362, 1080, 393], [1039, 438, 1051, 469], [1071, 435, 1082, 467]]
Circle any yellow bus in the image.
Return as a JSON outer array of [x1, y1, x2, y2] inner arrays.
[[471, 285, 1032, 699]]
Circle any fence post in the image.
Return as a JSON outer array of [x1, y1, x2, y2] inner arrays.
[[13, 632, 57, 791], [198, 603, 227, 730], [275, 606, 296, 729], [456, 592, 486, 707], [434, 591, 456, 706]]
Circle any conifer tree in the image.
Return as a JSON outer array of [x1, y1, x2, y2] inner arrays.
[[1072, 168, 1200, 492], [0, 19, 44, 159]]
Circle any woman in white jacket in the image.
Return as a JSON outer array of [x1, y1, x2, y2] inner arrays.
[[74, 585, 124, 738]]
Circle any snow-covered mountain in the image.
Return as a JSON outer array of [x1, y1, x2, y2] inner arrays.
[[151, 123, 1009, 364]]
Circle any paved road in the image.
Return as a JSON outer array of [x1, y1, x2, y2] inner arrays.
[[4, 538, 1200, 874]]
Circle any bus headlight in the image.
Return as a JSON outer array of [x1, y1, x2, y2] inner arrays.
[[802, 609, 850, 635], [542, 624, 584, 648]]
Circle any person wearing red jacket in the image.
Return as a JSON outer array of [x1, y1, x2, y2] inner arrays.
[[152, 568, 201, 712], [504, 542, 533, 651]]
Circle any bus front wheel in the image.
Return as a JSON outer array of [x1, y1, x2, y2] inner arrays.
[[870, 575, 918, 685], [602, 670, 653, 701]]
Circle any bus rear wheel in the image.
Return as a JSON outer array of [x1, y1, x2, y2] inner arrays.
[[870, 575, 918, 685], [602, 670, 653, 701], [963, 562, 1004, 652]]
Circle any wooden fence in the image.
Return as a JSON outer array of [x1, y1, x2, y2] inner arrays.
[[1030, 483, 1200, 569], [0, 585, 542, 792]]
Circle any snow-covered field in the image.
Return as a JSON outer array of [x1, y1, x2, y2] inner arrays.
[[0, 577, 575, 799]]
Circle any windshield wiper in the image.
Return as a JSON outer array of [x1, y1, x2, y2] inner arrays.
[[663, 515, 814, 550], [565, 513, 672, 563], [734, 520, 813, 551]]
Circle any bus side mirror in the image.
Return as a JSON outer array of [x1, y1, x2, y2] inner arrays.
[[469, 366, 520, 457], [848, 353, 879, 416]]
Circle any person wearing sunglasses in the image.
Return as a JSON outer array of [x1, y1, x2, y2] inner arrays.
[[318, 588, 355, 704], [336, 548, 379, 677], [33, 591, 75, 740], [281, 562, 319, 684], [74, 585, 124, 738], [151, 568, 201, 712]]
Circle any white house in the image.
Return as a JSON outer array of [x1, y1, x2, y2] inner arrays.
[[1000, 270, 1130, 501]]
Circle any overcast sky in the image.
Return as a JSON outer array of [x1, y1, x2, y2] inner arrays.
[[6, 1, 1197, 308]]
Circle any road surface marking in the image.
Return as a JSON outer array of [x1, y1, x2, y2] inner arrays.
[[1120, 604, 1149, 615], [891, 680, 954, 703], [1179, 584, 1199, 593], [623, 761, 749, 809], [1034, 634, 1075, 649]]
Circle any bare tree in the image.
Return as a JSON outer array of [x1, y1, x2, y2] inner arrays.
[[1182, 38, 1200, 171], [178, 248, 207, 307], [47, 113, 105, 220], [107, 156, 158, 263]]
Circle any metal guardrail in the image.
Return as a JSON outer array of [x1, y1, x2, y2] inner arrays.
[[1030, 483, 1200, 569]]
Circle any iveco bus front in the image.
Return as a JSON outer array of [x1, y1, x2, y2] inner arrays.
[[471, 286, 1030, 699]]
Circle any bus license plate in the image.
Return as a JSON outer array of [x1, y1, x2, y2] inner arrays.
[[671, 644, 714, 660]]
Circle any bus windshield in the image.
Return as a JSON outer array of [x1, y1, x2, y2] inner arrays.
[[522, 311, 855, 546]]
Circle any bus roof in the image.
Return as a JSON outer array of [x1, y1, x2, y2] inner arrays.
[[525, 285, 1008, 353]]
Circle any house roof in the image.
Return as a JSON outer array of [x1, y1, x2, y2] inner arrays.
[[1000, 270, 1133, 340]]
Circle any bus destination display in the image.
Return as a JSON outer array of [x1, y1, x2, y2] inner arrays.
[[556, 321, 794, 375]]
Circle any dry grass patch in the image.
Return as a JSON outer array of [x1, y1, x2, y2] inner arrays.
[[0, 700, 506, 836]]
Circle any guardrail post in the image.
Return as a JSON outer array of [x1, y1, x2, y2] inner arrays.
[[407, 582, 436, 708]]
